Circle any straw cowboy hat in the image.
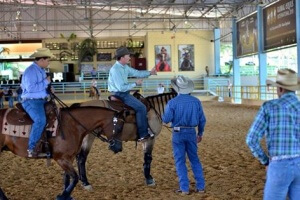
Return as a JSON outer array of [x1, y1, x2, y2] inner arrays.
[[115, 47, 133, 58], [266, 68, 300, 91], [30, 48, 54, 58], [171, 75, 194, 94]]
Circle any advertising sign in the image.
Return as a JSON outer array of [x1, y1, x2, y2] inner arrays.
[[263, 0, 296, 50]]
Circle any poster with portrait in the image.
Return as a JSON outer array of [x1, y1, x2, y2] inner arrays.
[[178, 44, 195, 71], [155, 45, 171, 72]]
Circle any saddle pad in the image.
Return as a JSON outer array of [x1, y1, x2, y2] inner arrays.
[[2, 108, 58, 138]]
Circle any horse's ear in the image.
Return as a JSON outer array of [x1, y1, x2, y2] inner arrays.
[[70, 103, 81, 108]]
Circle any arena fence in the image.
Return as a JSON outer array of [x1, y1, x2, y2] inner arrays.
[[2, 79, 298, 105], [216, 85, 300, 101]]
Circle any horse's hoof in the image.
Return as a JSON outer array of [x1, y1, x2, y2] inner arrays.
[[145, 178, 156, 186], [82, 184, 93, 191]]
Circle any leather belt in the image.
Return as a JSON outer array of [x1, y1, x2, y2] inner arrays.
[[22, 97, 47, 101], [271, 154, 300, 161], [173, 126, 196, 132]]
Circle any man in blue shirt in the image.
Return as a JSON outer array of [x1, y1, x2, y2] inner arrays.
[[21, 48, 53, 157], [108, 47, 157, 141], [246, 68, 300, 200], [162, 75, 206, 195]]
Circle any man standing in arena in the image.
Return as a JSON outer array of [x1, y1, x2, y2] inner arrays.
[[246, 68, 300, 200], [163, 75, 206, 195]]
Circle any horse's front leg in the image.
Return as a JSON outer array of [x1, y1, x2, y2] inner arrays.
[[76, 149, 91, 189], [56, 160, 78, 200], [76, 134, 95, 190], [0, 187, 8, 200], [63, 173, 70, 190], [142, 138, 156, 186]]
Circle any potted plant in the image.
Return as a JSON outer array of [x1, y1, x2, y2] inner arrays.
[[78, 38, 98, 63]]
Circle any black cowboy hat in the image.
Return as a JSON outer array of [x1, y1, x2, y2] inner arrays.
[[114, 47, 133, 58]]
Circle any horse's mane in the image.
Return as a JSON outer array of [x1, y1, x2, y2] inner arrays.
[[144, 92, 177, 117]]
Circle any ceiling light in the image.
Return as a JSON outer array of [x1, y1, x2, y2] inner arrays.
[[16, 10, 22, 20], [133, 21, 137, 29], [32, 24, 37, 31]]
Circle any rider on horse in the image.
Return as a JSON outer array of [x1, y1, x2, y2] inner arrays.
[[90, 78, 100, 97], [108, 47, 157, 142], [21, 48, 54, 157]]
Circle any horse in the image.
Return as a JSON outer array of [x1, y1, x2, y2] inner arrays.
[[75, 92, 177, 190], [0, 101, 125, 200], [89, 86, 100, 100]]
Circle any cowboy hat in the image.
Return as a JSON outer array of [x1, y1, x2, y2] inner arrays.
[[171, 75, 194, 94], [30, 48, 54, 58], [266, 68, 300, 91], [114, 47, 133, 58]]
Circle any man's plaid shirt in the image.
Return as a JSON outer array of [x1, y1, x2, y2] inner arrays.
[[246, 92, 300, 165]]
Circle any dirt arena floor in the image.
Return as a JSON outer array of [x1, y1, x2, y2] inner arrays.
[[0, 101, 267, 200]]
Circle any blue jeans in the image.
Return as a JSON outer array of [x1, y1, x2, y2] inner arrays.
[[22, 99, 47, 150], [172, 130, 205, 192], [113, 92, 148, 138], [8, 96, 14, 108], [17, 95, 22, 103], [264, 157, 300, 200], [0, 98, 3, 108]]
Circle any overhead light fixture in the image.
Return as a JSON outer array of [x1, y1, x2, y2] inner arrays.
[[16, 10, 22, 20], [133, 21, 137, 29], [32, 24, 37, 31]]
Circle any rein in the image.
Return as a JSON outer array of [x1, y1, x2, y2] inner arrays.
[[163, 125, 172, 133], [49, 92, 112, 143]]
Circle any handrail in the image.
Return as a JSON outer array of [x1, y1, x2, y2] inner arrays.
[[215, 85, 300, 101]]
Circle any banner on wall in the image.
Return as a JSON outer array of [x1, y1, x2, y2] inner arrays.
[[178, 44, 194, 71], [155, 45, 171, 72], [236, 13, 258, 57], [263, 0, 296, 50]]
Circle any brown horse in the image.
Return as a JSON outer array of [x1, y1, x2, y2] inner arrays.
[[75, 92, 176, 190], [0, 102, 124, 200], [89, 86, 100, 100]]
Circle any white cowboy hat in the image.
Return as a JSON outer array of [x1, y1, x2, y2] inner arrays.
[[171, 75, 194, 94], [266, 68, 300, 91], [30, 48, 54, 58]]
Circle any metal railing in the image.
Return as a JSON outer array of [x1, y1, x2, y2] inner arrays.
[[3, 79, 294, 104], [215, 85, 297, 101]]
